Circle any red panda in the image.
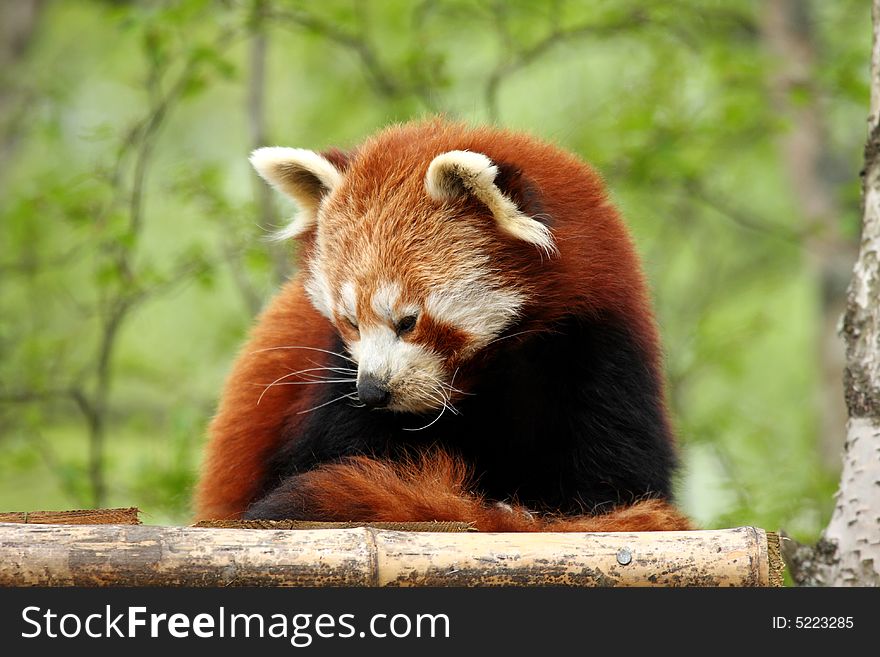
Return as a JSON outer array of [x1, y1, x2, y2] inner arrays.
[[194, 119, 691, 532]]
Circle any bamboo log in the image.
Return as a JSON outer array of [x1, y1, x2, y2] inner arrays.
[[0, 523, 782, 587]]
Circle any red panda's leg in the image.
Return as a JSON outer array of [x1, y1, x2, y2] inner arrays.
[[243, 450, 691, 531], [194, 278, 336, 521]]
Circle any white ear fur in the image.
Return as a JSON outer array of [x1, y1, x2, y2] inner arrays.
[[249, 147, 343, 239], [425, 150, 556, 254]]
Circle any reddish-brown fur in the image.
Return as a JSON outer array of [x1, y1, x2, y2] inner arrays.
[[195, 119, 689, 530], [313, 121, 664, 375], [195, 276, 331, 520], [241, 450, 690, 531]]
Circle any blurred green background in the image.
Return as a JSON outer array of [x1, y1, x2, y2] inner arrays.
[[0, 0, 870, 534]]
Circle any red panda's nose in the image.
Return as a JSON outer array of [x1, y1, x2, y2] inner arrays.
[[357, 375, 390, 408]]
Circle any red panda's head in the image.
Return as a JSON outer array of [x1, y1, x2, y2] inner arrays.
[[250, 123, 568, 414]]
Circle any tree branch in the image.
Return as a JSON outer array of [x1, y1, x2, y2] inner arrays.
[[267, 6, 401, 97], [483, 10, 650, 121]]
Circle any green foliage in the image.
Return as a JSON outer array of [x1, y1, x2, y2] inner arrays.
[[0, 0, 870, 535]]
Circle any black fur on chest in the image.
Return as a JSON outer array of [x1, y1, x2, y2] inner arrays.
[[260, 313, 677, 515]]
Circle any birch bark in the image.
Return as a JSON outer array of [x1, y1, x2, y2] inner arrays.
[[806, 0, 880, 586]]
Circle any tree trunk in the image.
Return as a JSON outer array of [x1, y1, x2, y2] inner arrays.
[[248, 0, 290, 290], [787, 0, 880, 586], [0, 0, 44, 185]]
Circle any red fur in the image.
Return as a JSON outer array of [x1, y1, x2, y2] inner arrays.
[[316, 119, 666, 392], [266, 450, 691, 531], [195, 119, 687, 531], [195, 276, 332, 519]]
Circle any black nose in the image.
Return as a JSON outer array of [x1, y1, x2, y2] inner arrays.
[[357, 375, 390, 408]]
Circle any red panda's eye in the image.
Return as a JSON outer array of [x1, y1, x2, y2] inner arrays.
[[395, 315, 418, 336], [344, 317, 359, 333]]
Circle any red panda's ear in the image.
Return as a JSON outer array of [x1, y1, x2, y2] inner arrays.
[[249, 147, 346, 239], [424, 150, 556, 255]]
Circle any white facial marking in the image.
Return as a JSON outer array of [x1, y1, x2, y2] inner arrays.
[[371, 282, 402, 322], [425, 271, 524, 349], [339, 280, 357, 320], [349, 324, 446, 413], [353, 325, 397, 379], [304, 263, 334, 319]]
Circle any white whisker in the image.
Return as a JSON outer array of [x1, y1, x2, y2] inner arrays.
[[403, 379, 459, 431], [485, 328, 545, 348], [404, 397, 449, 431], [297, 391, 361, 415], [266, 379, 356, 386], [423, 367, 470, 402], [304, 357, 357, 374], [252, 345, 356, 364], [290, 371, 355, 382], [255, 366, 357, 405]]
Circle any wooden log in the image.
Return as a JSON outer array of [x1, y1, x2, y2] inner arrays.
[[0, 523, 782, 587], [0, 507, 140, 525], [193, 519, 475, 532]]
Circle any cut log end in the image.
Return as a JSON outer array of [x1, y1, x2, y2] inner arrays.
[[767, 531, 785, 587]]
